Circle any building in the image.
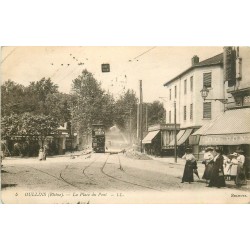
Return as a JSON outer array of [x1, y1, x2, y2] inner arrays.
[[191, 47, 250, 177], [163, 53, 225, 158], [142, 123, 180, 156]]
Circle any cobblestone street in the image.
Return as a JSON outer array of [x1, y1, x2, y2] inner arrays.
[[1, 151, 249, 204]]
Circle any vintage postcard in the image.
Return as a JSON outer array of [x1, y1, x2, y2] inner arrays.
[[1, 46, 250, 204]]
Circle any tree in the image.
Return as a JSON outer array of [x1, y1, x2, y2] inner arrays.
[[1, 80, 27, 116], [20, 113, 59, 146], [114, 89, 138, 141], [147, 101, 166, 126], [1, 114, 22, 140], [1, 78, 60, 116], [27, 77, 59, 114], [71, 69, 115, 135], [44, 92, 71, 125]]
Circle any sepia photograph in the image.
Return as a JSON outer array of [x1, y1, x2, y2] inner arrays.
[[1, 46, 250, 204]]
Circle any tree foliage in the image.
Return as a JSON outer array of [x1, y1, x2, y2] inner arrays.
[[1, 113, 59, 146], [71, 69, 115, 134], [114, 89, 138, 132], [147, 101, 166, 126]]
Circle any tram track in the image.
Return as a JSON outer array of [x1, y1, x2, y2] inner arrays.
[[29, 153, 101, 190], [100, 153, 163, 192], [29, 166, 82, 190], [117, 154, 182, 189]]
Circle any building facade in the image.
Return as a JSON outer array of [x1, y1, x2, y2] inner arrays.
[[163, 53, 225, 158], [191, 46, 250, 177]]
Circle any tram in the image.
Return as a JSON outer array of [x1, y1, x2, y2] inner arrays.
[[92, 124, 105, 153]]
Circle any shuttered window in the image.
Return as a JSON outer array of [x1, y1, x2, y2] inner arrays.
[[169, 89, 171, 100], [169, 111, 171, 123], [190, 76, 193, 91], [203, 102, 212, 119], [184, 80, 187, 94], [175, 86, 177, 98], [184, 106, 187, 120], [190, 103, 193, 120], [203, 72, 212, 88]]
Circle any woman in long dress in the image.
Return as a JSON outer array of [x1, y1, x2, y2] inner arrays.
[[223, 154, 231, 181], [181, 148, 197, 184], [202, 147, 214, 183], [208, 147, 226, 188], [38, 148, 43, 161], [235, 149, 247, 186]]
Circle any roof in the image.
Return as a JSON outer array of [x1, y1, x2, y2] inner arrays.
[[163, 53, 223, 86]]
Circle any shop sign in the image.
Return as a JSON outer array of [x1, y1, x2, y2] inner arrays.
[[200, 133, 250, 145], [148, 124, 180, 131]]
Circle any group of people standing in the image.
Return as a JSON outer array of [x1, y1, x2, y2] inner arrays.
[[181, 147, 247, 188]]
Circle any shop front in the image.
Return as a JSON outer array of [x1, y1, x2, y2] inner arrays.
[[142, 124, 180, 156], [190, 107, 250, 178], [168, 128, 194, 157]]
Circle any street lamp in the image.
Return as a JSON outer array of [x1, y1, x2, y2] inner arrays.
[[200, 86, 228, 104]]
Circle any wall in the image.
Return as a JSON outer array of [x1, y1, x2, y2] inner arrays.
[[238, 47, 250, 89], [164, 65, 224, 129]]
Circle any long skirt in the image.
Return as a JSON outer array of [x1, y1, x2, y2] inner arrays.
[[38, 151, 43, 160], [235, 166, 247, 186], [209, 167, 226, 188], [202, 162, 213, 180], [182, 163, 194, 183]]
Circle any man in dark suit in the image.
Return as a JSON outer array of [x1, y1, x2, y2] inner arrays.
[[208, 147, 226, 188]]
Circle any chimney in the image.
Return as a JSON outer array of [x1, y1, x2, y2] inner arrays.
[[192, 55, 199, 66]]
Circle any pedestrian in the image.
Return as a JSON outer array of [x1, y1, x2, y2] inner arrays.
[[227, 152, 238, 181], [181, 148, 197, 184], [38, 147, 43, 161], [202, 147, 214, 183], [208, 147, 226, 188], [43, 145, 47, 160], [223, 154, 232, 181], [235, 149, 247, 187]]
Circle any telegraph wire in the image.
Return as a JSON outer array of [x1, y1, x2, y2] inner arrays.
[[1, 47, 17, 64], [132, 46, 157, 61]]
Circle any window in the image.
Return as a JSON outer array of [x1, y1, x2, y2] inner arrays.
[[184, 80, 187, 94], [203, 102, 212, 119], [190, 76, 193, 91], [203, 72, 212, 88], [169, 111, 171, 123], [190, 103, 193, 120], [169, 89, 171, 100], [174, 86, 177, 98], [184, 106, 187, 121]]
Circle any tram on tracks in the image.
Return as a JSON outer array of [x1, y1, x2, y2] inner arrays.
[[92, 124, 105, 153]]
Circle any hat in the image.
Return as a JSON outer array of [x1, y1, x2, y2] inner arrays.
[[230, 152, 238, 157], [235, 148, 244, 153], [185, 147, 192, 153], [205, 147, 214, 152], [214, 147, 222, 154]]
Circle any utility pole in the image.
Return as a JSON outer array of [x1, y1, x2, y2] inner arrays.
[[174, 101, 177, 163], [139, 80, 143, 153], [129, 108, 132, 145], [137, 103, 139, 140]]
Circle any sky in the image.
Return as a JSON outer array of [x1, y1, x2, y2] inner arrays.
[[1, 46, 223, 102]]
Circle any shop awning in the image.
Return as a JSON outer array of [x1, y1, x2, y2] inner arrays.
[[168, 129, 193, 146], [178, 129, 193, 145], [197, 108, 250, 145], [142, 130, 160, 144]]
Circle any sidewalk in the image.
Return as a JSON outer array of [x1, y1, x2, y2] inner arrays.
[[150, 155, 204, 168]]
